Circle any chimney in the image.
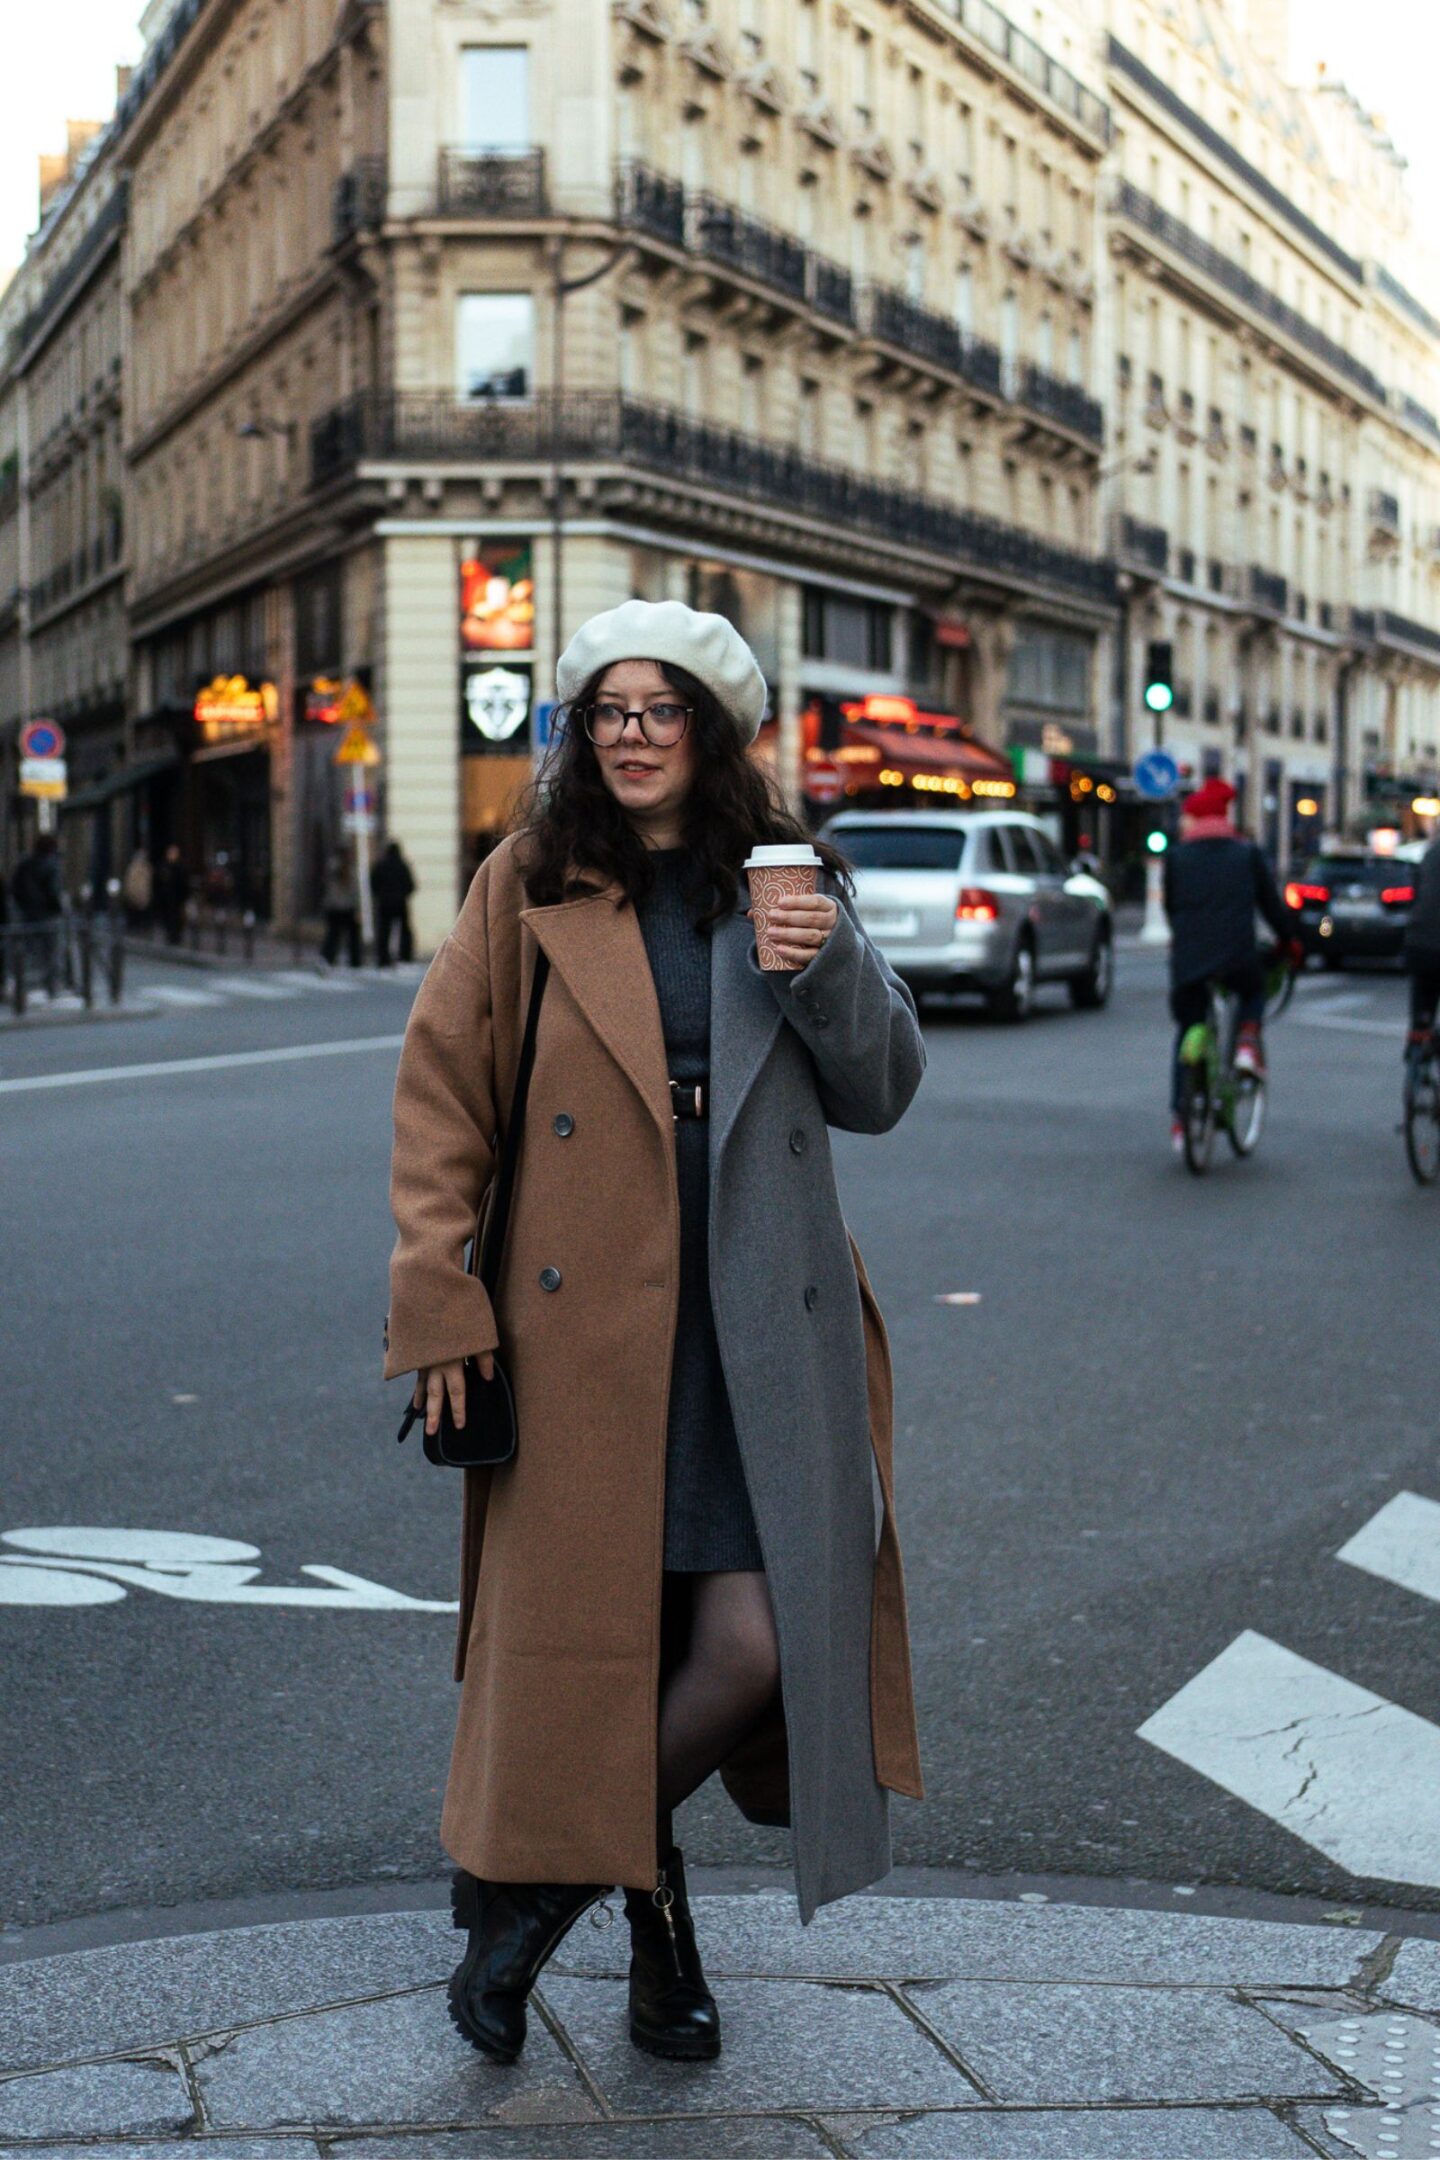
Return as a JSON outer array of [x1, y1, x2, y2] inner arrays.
[[65, 118, 103, 171], [38, 153, 68, 214], [117, 63, 133, 100]]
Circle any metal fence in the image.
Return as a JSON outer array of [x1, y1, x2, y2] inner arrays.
[[2, 912, 126, 1019]]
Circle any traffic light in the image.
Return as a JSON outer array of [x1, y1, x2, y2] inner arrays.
[[1146, 828, 1169, 855], [1143, 641, 1175, 715]]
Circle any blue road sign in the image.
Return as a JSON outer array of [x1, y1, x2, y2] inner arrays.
[[535, 700, 562, 750], [1134, 747, 1181, 801]]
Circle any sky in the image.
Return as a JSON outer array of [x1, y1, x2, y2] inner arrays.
[[0, 1, 1438, 284]]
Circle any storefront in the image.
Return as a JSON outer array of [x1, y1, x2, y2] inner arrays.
[[459, 540, 536, 870], [759, 693, 1017, 815]]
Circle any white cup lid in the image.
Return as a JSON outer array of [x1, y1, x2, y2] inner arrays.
[[744, 844, 822, 869]]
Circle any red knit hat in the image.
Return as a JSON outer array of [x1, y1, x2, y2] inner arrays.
[[1183, 777, 1236, 820]]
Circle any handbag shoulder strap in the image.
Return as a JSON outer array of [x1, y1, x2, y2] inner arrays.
[[475, 946, 551, 1293]]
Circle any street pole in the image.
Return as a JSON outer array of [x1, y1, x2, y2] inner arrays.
[[350, 772, 374, 957]]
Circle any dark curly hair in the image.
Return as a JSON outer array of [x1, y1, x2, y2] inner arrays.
[[512, 662, 851, 926]]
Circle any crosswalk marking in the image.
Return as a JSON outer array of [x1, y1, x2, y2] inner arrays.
[[145, 985, 226, 1008], [1138, 1628, 1440, 1888], [273, 970, 364, 992], [1337, 1490, 1440, 1606], [207, 975, 300, 1001]]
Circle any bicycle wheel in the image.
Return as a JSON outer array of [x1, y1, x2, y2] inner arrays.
[[1404, 1055, 1440, 1185], [1181, 1064, 1215, 1175], [1227, 1072, 1267, 1157], [1264, 967, 1295, 1022]]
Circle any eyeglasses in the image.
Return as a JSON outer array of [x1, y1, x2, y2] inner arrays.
[[582, 700, 693, 748]]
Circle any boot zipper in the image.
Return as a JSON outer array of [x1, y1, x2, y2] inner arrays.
[[653, 1869, 684, 1979]]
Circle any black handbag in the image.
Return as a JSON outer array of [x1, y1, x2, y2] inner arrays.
[[396, 949, 551, 1469]]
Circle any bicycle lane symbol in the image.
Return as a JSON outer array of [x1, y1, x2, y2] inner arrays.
[[0, 1528, 458, 1611]]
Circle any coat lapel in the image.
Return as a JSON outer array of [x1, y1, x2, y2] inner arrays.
[[522, 892, 672, 1139], [710, 900, 782, 1159]]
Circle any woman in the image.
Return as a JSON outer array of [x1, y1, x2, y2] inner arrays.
[[385, 599, 924, 2067]]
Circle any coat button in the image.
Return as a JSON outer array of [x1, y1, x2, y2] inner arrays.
[[814, 1013, 830, 1029], [789, 1127, 806, 1155], [553, 1113, 575, 1138], [804, 1285, 820, 1312], [539, 1266, 562, 1292]]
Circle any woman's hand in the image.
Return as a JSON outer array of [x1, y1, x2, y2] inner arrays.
[[754, 892, 840, 971], [413, 1354, 495, 1435]]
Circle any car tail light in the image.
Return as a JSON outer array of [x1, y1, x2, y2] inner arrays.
[[1382, 885, 1416, 906], [956, 887, 999, 923], [1284, 882, 1330, 909]]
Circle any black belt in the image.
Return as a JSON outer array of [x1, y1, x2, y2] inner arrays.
[[669, 1078, 709, 1121]]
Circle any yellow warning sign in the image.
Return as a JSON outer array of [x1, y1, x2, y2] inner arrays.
[[335, 681, 374, 726], [333, 720, 381, 768]]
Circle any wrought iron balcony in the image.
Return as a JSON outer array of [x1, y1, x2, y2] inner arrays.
[[1016, 360, 1103, 444], [333, 158, 387, 247], [1247, 565, 1289, 616], [310, 388, 1116, 607], [858, 287, 1003, 397], [689, 195, 808, 303], [1114, 513, 1168, 575], [1400, 394, 1440, 446], [437, 147, 547, 218], [1369, 489, 1401, 534], [1176, 546, 1197, 584], [615, 161, 686, 248], [1377, 609, 1440, 661], [1112, 181, 1386, 407], [808, 255, 855, 327], [944, 0, 1111, 142]]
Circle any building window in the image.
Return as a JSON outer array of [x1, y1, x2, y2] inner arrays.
[[460, 47, 530, 151], [802, 588, 893, 672], [1001, 290, 1019, 369], [905, 234, 926, 304], [954, 263, 973, 335], [456, 293, 534, 399], [796, 0, 819, 97], [1067, 327, 1082, 384], [853, 26, 874, 131], [1037, 312, 1054, 371]]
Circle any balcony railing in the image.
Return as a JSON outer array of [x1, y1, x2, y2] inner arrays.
[[1247, 565, 1289, 615], [689, 195, 808, 303], [1113, 182, 1385, 407], [1369, 489, 1401, 533], [1114, 513, 1168, 575], [615, 160, 686, 248], [1108, 39, 1362, 286], [1399, 394, 1440, 446], [15, 180, 129, 357], [333, 158, 387, 246], [1377, 610, 1440, 661], [1376, 265, 1440, 343], [941, 0, 1111, 142], [1016, 360, 1103, 444], [809, 255, 855, 327], [859, 287, 1003, 397], [437, 147, 547, 217], [311, 389, 1116, 607]]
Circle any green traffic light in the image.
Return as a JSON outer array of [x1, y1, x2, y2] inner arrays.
[[1144, 682, 1175, 714], [1146, 830, 1169, 855]]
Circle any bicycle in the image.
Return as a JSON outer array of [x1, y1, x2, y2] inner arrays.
[[1402, 1028, 1440, 1185], [1177, 954, 1291, 1177]]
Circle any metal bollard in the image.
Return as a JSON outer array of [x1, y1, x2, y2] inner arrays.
[[12, 935, 25, 1018], [108, 921, 125, 1004], [243, 908, 256, 963], [78, 918, 94, 1008]]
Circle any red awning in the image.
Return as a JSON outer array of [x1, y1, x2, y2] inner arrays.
[[841, 722, 1013, 784]]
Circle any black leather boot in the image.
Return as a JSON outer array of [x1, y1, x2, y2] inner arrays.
[[624, 1847, 721, 2060], [448, 1870, 605, 2063]]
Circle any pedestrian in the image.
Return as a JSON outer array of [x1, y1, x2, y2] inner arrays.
[[121, 846, 154, 932], [385, 600, 926, 2069], [370, 839, 416, 967], [321, 846, 361, 967], [154, 844, 191, 946], [1403, 829, 1440, 1047], [11, 832, 64, 990]]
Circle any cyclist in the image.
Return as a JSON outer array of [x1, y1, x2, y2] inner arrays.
[[1404, 830, 1440, 1047], [1163, 777, 1298, 1150]]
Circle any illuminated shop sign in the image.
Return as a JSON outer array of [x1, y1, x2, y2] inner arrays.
[[461, 544, 536, 653], [305, 677, 374, 726], [194, 676, 279, 739]]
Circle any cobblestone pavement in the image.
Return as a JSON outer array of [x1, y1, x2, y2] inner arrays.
[[3, 1886, 1439, 2158]]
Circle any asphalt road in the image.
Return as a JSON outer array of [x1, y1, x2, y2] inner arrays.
[[2, 943, 1437, 1933]]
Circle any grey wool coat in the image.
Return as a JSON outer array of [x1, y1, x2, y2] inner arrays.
[[384, 836, 926, 1922]]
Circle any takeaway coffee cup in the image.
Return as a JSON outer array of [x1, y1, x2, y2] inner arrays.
[[744, 844, 824, 972]]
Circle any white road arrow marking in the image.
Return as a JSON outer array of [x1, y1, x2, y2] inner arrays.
[[1138, 1629, 1440, 1888], [1337, 1490, 1440, 1607], [0, 1528, 456, 1612]]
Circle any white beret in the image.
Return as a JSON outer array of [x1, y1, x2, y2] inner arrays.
[[556, 600, 769, 744]]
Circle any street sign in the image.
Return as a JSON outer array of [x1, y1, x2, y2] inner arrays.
[[1134, 747, 1181, 801], [20, 719, 65, 760], [335, 681, 374, 727], [20, 755, 67, 800], [334, 720, 381, 767], [343, 811, 377, 837], [804, 757, 845, 806]]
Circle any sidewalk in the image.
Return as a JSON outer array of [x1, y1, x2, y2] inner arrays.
[[1, 1879, 1434, 2158]]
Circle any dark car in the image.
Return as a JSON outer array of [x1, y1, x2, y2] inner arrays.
[[1284, 853, 1415, 967]]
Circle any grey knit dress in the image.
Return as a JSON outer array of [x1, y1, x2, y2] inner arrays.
[[637, 850, 765, 1574]]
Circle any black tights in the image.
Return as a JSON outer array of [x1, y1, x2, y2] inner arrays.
[[656, 1570, 780, 1850]]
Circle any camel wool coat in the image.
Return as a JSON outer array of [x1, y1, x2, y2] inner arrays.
[[385, 835, 925, 1921]]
